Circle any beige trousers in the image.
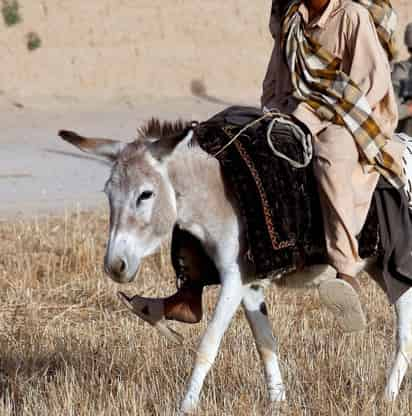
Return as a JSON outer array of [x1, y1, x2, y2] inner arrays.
[[313, 125, 380, 276], [294, 104, 380, 276]]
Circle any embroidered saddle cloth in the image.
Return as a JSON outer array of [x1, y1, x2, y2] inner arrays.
[[195, 106, 380, 276]]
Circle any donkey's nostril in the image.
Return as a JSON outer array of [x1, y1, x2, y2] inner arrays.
[[119, 258, 127, 273], [108, 257, 128, 279]]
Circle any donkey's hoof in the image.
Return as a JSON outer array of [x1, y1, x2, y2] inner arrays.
[[384, 386, 399, 402], [318, 279, 366, 332], [180, 396, 198, 415], [269, 385, 287, 402]]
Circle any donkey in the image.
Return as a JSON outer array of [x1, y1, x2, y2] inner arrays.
[[58, 120, 412, 414]]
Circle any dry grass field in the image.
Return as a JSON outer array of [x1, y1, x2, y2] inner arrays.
[[0, 210, 412, 415]]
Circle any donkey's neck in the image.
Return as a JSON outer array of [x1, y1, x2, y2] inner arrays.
[[166, 146, 238, 244]]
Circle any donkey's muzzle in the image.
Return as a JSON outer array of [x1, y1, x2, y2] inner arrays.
[[105, 256, 138, 283]]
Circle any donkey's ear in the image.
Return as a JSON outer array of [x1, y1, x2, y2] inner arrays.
[[148, 122, 198, 162], [58, 130, 126, 162]]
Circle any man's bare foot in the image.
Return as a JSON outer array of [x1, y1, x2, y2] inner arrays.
[[318, 273, 366, 332]]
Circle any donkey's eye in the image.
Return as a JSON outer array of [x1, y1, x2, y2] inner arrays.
[[137, 191, 154, 206]]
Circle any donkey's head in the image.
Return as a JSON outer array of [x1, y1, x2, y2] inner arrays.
[[58, 120, 196, 283]]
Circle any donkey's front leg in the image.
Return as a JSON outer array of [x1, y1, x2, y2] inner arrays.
[[180, 267, 243, 414]]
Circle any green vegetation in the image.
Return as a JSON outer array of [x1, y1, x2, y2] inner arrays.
[[2, 1, 42, 52], [26, 31, 41, 51], [1, 0, 21, 26]]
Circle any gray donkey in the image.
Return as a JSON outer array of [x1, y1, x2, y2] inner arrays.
[[59, 120, 412, 414]]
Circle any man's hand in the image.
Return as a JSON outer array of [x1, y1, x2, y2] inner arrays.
[[408, 102, 412, 116]]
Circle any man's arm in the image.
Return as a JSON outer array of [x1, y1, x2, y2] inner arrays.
[[261, 3, 280, 109], [261, 3, 291, 110], [346, 6, 394, 111], [261, 41, 279, 109]]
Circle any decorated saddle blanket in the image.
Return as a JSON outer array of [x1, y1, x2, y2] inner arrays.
[[195, 106, 381, 276]]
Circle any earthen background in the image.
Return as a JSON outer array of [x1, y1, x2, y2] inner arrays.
[[1, 1, 411, 104]]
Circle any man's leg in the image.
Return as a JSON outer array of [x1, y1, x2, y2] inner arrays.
[[313, 125, 379, 331]]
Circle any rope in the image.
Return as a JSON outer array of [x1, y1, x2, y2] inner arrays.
[[266, 116, 312, 168], [212, 109, 313, 168], [212, 111, 280, 158]]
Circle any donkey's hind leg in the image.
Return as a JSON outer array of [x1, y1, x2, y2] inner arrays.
[[242, 284, 286, 402], [385, 287, 412, 401]]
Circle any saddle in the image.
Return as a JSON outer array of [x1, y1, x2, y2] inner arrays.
[[193, 106, 380, 278]]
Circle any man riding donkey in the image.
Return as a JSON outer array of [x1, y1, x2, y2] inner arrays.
[[126, 0, 406, 333], [264, 0, 405, 331]]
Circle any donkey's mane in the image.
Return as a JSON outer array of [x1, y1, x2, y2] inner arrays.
[[137, 118, 192, 141]]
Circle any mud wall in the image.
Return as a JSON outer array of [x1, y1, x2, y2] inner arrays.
[[0, 1, 411, 103]]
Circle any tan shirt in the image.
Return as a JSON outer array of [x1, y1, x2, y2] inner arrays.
[[261, 0, 398, 138]]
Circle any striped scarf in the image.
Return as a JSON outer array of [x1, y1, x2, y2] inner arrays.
[[355, 0, 398, 61], [281, 0, 404, 188]]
